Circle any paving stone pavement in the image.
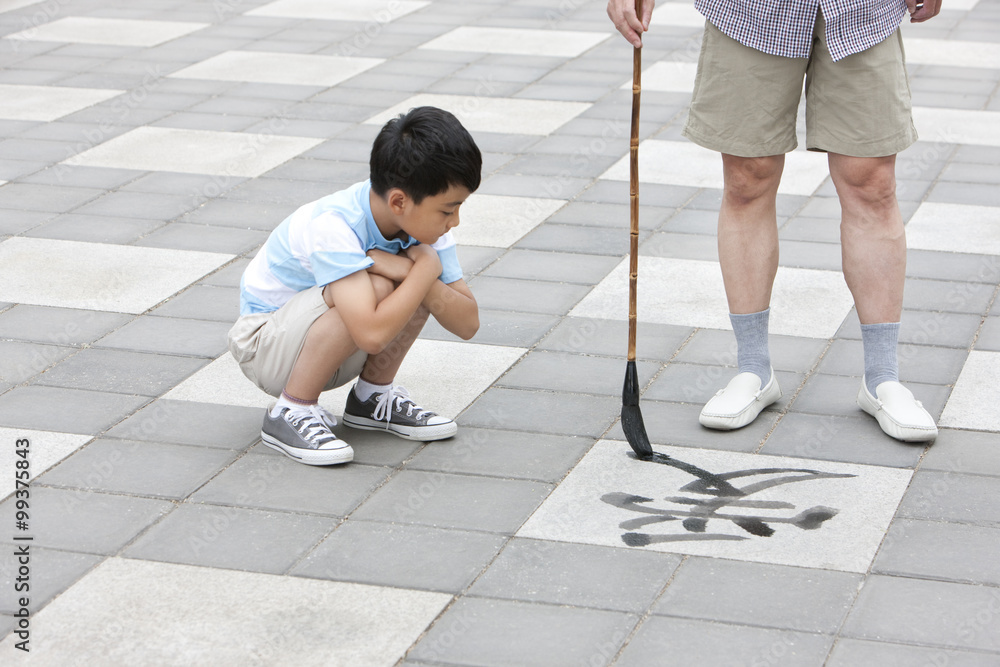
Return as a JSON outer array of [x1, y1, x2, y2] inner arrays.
[[0, 0, 998, 664]]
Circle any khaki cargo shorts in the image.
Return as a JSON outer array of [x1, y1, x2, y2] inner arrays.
[[683, 11, 917, 158], [227, 286, 367, 398]]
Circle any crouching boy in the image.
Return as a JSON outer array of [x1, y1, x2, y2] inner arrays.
[[228, 106, 481, 466]]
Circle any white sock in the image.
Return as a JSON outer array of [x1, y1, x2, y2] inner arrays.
[[271, 390, 316, 418], [354, 378, 391, 402]]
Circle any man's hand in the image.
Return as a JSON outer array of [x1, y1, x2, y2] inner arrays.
[[906, 0, 941, 22], [608, 0, 654, 48], [367, 248, 412, 283]]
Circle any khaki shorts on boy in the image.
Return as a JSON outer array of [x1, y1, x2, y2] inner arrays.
[[228, 286, 368, 398], [683, 11, 917, 158]]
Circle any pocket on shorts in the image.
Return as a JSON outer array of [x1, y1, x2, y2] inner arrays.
[[227, 313, 271, 364]]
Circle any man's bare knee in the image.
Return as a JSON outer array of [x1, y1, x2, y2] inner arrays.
[[722, 154, 784, 205], [831, 155, 897, 211]]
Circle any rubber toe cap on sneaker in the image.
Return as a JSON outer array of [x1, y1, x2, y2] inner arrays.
[[699, 371, 781, 430], [857, 379, 938, 442]]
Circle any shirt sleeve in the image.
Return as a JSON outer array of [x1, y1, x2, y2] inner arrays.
[[306, 213, 374, 286], [430, 231, 464, 284]]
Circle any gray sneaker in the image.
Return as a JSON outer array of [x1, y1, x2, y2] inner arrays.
[[342, 384, 457, 441], [261, 404, 353, 466]]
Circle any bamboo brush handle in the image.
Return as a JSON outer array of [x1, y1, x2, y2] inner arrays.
[[627, 0, 642, 363]]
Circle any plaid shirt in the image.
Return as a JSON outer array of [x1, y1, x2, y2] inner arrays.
[[694, 0, 908, 61]]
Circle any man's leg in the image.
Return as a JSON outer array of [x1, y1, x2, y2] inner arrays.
[[699, 154, 785, 430], [830, 153, 937, 441]]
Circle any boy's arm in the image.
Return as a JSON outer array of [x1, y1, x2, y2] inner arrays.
[[423, 277, 478, 340], [325, 248, 440, 354]]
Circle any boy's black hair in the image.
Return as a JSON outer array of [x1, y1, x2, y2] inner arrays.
[[370, 106, 482, 204]]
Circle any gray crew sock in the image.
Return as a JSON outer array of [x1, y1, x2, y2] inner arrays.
[[861, 322, 900, 396], [730, 308, 772, 388]]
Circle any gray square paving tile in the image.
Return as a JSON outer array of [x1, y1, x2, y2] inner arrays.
[[177, 198, 289, 231], [921, 429, 1000, 478], [842, 575, 1000, 652], [466, 276, 590, 315], [461, 387, 620, 439], [405, 428, 591, 482], [0, 306, 128, 347], [604, 400, 780, 453], [24, 213, 165, 244], [120, 171, 246, 197], [409, 597, 636, 667], [0, 183, 103, 213], [516, 222, 636, 256], [645, 364, 802, 410], [291, 520, 506, 593], [196, 258, 249, 288], [636, 230, 720, 262], [481, 249, 619, 285], [37, 439, 238, 500], [826, 638, 1000, 667], [123, 504, 332, 574], [907, 250, 1000, 283], [673, 329, 828, 374], [550, 201, 674, 231], [791, 373, 924, 419], [469, 537, 681, 613], [874, 518, 1000, 586], [149, 284, 240, 322], [0, 208, 53, 235], [653, 557, 862, 633], [817, 338, 968, 386], [351, 469, 552, 533], [105, 399, 262, 449], [904, 277, 996, 315], [537, 317, 692, 361], [0, 385, 148, 434], [136, 222, 267, 255], [456, 246, 504, 277], [190, 453, 391, 517], [897, 470, 1000, 525], [498, 350, 660, 397], [760, 412, 924, 468], [420, 309, 558, 348], [976, 317, 1000, 352], [0, 547, 102, 615], [616, 616, 834, 667], [94, 316, 230, 358], [0, 340, 76, 383], [0, 487, 172, 555], [780, 216, 841, 244], [33, 348, 208, 397]]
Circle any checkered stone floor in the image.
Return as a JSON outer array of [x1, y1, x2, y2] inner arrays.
[[0, 0, 998, 664]]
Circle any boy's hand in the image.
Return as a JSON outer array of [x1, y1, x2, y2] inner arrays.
[[404, 243, 442, 275], [367, 248, 413, 283]]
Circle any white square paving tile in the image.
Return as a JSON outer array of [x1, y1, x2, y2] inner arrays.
[[650, 2, 705, 27], [419, 26, 609, 58], [600, 140, 831, 196], [0, 558, 450, 666], [571, 257, 855, 338], [0, 428, 91, 501], [0, 84, 123, 122], [620, 61, 697, 93], [0, 238, 233, 314], [904, 38, 1000, 69], [939, 351, 1000, 432], [913, 107, 1000, 148], [247, 0, 428, 22], [518, 440, 912, 573], [5, 17, 208, 47], [364, 93, 591, 136], [453, 194, 566, 248], [168, 51, 384, 87], [942, 0, 980, 9], [63, 126, 323, 178], [906, 202, 1000, 256], [165, 339, 526, 420]]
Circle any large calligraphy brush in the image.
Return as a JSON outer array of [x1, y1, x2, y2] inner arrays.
[[621, 0, 653, 459]]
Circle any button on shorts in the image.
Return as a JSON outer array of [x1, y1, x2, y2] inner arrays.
[[683, 12, 918, 158]]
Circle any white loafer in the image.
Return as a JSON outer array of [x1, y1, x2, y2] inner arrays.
[[699, 370, 781, 430], [857, 377, 938, 442]]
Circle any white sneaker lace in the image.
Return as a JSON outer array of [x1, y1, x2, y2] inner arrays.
[[371, 385, 432, 424], [284, 404, 338, 446]]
